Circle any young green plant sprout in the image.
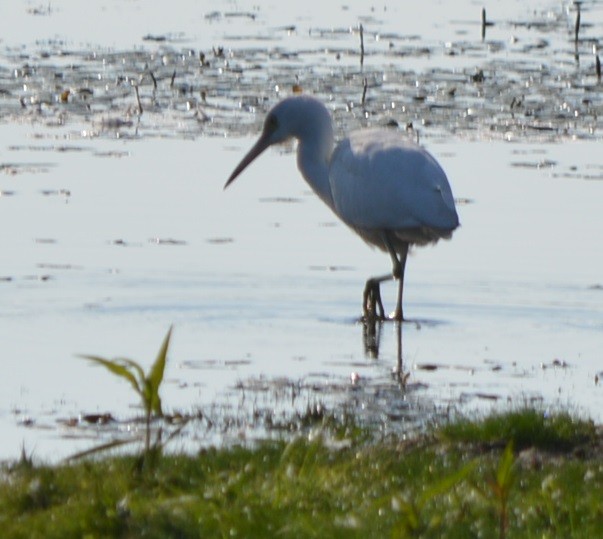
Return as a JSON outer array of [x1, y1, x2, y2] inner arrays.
[[490, 441, 516, 539], [79, 326, 172, 455]]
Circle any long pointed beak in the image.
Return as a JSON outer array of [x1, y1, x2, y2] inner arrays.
[[224, 132, 272, 189]]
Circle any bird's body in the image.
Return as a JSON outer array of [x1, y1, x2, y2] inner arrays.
[[225, 95, 459, 320], [330, 128, 457, 247]]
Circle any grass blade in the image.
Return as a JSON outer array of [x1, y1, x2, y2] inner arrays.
[[496, 441, 515, 490], [65, 437, 139, 461], [147, 326, 172, 416], [117, 358, 146, 388], [419, 459, 477, 508], [79, 355, 141, 395]]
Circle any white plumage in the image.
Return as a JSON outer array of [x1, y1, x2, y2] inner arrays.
[[225, 95, 459, 320]]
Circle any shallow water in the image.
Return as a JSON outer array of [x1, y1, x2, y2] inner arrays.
[[1, 0, 603, 461]]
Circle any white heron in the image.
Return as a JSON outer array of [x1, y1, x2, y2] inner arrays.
[[224, 95, 459, 321]]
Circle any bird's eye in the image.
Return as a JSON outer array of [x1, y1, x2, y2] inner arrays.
[[265, 114, 279, 132]]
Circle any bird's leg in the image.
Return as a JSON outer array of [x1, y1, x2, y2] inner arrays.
[[383, 235, 409, 322], [363, 235, 409, 322], [363, 276, 388, 320], [393, 243, 409, 321]]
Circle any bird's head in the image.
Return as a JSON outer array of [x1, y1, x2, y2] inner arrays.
[[224, 96, 333, 189]]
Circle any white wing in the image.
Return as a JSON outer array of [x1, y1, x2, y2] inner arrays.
[[329, 129, 458, 232]]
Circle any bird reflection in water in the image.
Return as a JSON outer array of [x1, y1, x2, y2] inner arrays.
[[362, 318, 410, 387]]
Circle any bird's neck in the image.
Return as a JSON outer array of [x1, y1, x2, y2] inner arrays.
[[297, 139, 335, 210]]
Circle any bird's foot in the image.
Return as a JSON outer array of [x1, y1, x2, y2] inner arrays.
[[363, 279, 386, 321], [390, 306, 404, 322]]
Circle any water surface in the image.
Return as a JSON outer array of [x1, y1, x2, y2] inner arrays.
[[1, 0, 602, 461]]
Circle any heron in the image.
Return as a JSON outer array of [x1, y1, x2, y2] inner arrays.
[[224, 95, 459, 321]]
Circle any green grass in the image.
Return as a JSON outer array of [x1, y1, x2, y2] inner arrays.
[[0, 410, 601, 538], [439, 408, 597, 452]]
